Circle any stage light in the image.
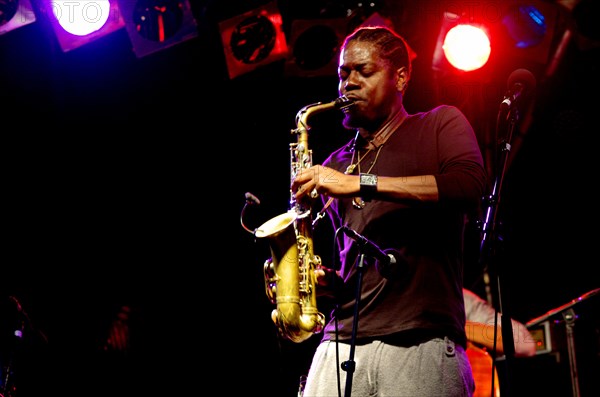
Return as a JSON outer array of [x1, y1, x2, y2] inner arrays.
[[219, 0, 288, 79], [52, 0, 111, 35], [284, 18, 347, 78], [0, 0, 36, 36], [41, 0, 125, 52], [284, 11, 399, 78], [500, 1, 559, 66], [502, 3, 547, 49], [433, 12, 492, 74], [443, 24, 491, 72], [118, 0, 198, 59]]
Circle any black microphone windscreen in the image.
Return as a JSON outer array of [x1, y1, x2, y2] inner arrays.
[[507, 68, 536, 92], [245, 192, 261, 205]]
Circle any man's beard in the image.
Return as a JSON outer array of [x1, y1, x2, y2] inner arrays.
[[342, 112, 375, 131], [342, 113, 362, 129]]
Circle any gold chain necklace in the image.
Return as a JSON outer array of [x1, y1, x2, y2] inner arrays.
[[345, 148, 369, 174], [358, 145, 383, 174], [316, 112, 406, 218], [313, 143, 383, 225], [351, 145, 384, 209]]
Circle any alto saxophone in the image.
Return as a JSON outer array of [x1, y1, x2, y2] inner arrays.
[[255, 96, 354, 343]]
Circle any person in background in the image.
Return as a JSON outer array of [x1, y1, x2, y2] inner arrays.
[[292, 25, 487, 396], [463, 288, 537, 358], [463, 288, 536, 397]]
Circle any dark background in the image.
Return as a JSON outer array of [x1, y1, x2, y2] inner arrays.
[[1, 0, 599, 396]]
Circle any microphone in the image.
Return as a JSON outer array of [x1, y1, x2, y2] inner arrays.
[[500, 68, 536, 111], [340, 226, 404, 279], [245, 192, 261, 206]]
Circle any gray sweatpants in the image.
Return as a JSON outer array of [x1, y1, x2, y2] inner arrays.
[[302, 337, 475, 397]]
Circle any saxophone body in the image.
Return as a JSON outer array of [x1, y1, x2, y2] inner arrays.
[[255, 96, 353, 343]]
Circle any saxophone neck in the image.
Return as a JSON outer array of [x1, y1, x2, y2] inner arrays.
[[294, 96, 355, 134], [290, 96, 355, 212]]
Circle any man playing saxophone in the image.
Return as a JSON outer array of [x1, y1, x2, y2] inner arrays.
[[292, 26, 486, 397]]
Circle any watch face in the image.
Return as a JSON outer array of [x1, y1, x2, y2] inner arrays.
[[360, 173, 377, 185], [132, 0, 184, 42], [0, 0, 19, 26]]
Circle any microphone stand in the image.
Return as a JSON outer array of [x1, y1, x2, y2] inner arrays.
[[341, 252, 367, 397], [478, 103, 520, 396]]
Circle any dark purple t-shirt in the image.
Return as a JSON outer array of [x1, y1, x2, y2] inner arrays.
[[319, 105, 486, 348]]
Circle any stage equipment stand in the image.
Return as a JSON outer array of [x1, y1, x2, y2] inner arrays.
[[526, 288, 600, 397], [477, 94, 526, 397], [341, 251, 367, 397]]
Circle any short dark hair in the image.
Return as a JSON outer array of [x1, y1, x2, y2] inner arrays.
[[342, 26, 412, 77]]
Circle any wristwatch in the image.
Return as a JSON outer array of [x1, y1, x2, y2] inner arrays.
[[359, 173, 377, 201]]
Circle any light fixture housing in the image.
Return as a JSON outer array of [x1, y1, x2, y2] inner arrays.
[[43, 0, 125, 53], [219, 0, 287, 79], [118, 0, 198, 59], [0, 0, 36, 36]]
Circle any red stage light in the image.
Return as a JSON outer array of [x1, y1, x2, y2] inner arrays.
[[118, 0, 198, 58], [219, 1, 288, 79], [443, 24, 491, 72], [433, 12, 492, 74]]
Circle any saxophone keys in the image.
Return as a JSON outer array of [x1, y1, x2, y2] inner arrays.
[[310, 189, 319, 199]]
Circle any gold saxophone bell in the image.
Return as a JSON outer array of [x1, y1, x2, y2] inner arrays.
[[257, 211, 324, 343]]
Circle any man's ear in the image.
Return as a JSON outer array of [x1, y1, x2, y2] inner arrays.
[[396, 67, 409, 92]]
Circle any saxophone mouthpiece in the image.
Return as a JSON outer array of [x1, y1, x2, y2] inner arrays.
[[335, 95, 355, 110]]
